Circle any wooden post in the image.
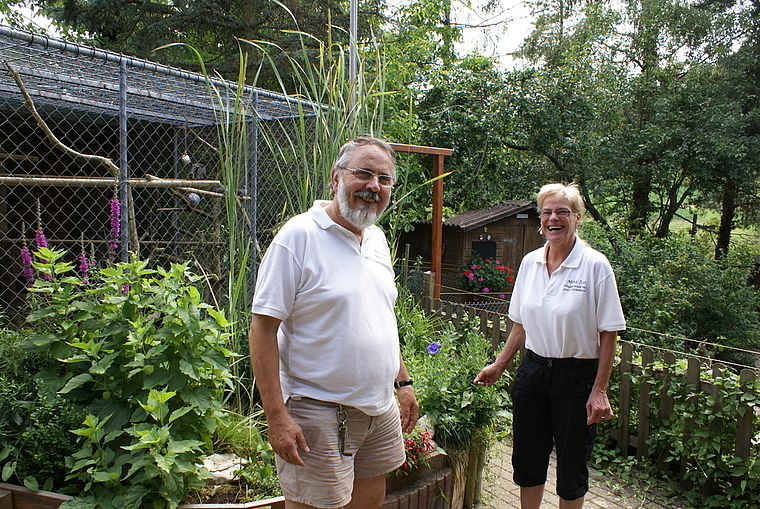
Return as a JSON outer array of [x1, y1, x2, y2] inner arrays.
[[423, 271, 435, 314], [388, 143, 453, 302], [0, 489, 11, 509], [617, 342, 633, 456], [680, 357, 701, 489], [734, 369, 756, 461], [636, 348, 653, 460], [657, 352, 675, 474]]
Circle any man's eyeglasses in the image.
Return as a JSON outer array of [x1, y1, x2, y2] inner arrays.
[[338, 166, 395, 187], [539, 209, 575, 218]]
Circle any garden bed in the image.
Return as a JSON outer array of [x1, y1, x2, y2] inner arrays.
[[0, 450, 458, 509]]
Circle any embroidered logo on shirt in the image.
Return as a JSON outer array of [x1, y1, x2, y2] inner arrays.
[[563, 279, 587, 292]]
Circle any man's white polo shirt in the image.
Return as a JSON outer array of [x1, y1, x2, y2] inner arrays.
[[252, 200, 399, 415]]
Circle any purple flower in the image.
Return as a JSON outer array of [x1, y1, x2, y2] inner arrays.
[[108, 198, 121, 261], [482, 287, 490, 293], [78, 251, 90, 284], [499, 294, 506, 299], [426, 342, 441, 355], [35, 229, 48, 248], [20, 246, 35, 286], [467, 273, 475, 281]]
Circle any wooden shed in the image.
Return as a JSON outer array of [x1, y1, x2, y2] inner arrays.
[[397, 200, 545, 300]]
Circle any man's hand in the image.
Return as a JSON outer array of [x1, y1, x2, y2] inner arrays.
[[267, 413, 310, 466], [397, 386, 419, 433]]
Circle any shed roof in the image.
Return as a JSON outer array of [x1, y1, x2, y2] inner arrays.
[[443, 200, 536, 231], [0, 25, 318, 126]]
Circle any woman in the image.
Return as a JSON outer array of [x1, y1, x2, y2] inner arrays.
[[474, 183, 626, 509]]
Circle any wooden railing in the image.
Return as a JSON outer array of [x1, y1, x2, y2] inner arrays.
[[421, 295, 760, 493]]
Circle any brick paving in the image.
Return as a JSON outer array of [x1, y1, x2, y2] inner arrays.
[[474, 440, 686, 509]]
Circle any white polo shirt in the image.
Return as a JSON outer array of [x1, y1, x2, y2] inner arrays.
[[252, 200, 399, 415], [509, 237, 626, 359]]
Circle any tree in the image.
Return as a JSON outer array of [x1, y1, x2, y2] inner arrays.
[[25, 0, 386, 87], [509, 0, 759, 246]]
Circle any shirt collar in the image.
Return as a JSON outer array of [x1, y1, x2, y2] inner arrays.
[[538, 235, 585, 269], [308, 200, 379, 236]]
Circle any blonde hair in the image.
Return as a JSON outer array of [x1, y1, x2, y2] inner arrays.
[[536, 183, 585, 217]]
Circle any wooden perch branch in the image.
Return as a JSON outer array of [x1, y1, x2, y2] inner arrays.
[[6, 61, 138, 254], [5, 62, 120, 178]]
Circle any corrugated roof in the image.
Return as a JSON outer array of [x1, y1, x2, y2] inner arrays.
[[443, 200, 536, 231]]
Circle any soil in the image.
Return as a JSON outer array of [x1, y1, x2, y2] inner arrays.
[[182, 483, 274, 505]]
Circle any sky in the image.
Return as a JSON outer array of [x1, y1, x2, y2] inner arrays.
[[454, 0, 534, 69]]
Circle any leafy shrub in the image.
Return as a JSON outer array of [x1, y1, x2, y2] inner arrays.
[[0, 323, 85, 493], [592, 350, 760, 508], [582, 225, 760, 365], [13, 247, 234, 509], [397, 290, 510, 450]]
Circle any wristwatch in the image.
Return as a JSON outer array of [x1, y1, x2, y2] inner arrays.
[[394, 379, 414, 389]]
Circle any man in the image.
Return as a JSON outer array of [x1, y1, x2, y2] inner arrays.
[[249, 136, 419, 509]]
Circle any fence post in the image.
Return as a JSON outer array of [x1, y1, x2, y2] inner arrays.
[[734, 369, 756, 462], [680, 357, 702, 490], [636, 348, 654, 460], [423, 271, 435, 314], [657, 352, 676, 474], [617, 342, 633, 456]]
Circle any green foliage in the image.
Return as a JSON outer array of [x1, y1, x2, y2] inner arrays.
[[15, 247, 234, 509], [211, 409, 280, 499], [0, 324, 85, 493], [397, 290, 510, 450], [592, 351, 760, 508], [583, 224, 760, 365]]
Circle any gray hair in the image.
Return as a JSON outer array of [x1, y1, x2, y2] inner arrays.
[[334, 136, 397, 173]]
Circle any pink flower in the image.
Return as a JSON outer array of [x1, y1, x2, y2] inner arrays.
[[108, 198, 121, 261], [20, 246, 35, 286], [482, 287, 490, 293], [78, 251, 90, 284], [34, 229, 48, 248]]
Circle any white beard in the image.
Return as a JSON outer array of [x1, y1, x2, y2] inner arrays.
[[336, 177, 386, 230]]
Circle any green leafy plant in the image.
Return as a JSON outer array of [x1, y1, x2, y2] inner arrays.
[[17, 247, 234, 509], [460, 252, 515, 298], [398, 291, 510, 450]]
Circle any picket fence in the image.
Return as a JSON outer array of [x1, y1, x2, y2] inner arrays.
[[420, 294, 759, 492]]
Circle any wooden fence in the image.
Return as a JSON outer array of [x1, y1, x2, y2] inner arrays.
[[421, 293, 760, 492]]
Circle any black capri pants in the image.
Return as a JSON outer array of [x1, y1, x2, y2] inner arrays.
[[511, 349, 599, 501]]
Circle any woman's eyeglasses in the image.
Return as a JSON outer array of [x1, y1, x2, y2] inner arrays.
[[539, 209, 575, 218], [338, 166, 395, 187]]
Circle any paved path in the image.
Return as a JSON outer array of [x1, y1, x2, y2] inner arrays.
[[474, 440, 686, 509]]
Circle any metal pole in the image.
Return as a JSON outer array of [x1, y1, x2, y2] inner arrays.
[[349, 0, 358, 117], [119, 59, 129, 263]]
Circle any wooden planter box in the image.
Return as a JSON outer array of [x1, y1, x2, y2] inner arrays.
[[0, 450, 460, 509]]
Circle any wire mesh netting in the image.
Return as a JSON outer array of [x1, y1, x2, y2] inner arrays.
[[0, 26, 321, 321]]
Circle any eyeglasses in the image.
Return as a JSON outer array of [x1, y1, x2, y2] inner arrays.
[[338, 166, 395, 187], [539, 209, 575, 218]]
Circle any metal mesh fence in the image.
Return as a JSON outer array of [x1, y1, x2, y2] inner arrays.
[[0, 26, 319, 321]]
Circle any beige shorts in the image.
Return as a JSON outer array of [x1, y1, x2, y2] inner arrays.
[[276, 396, 405, 509]]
